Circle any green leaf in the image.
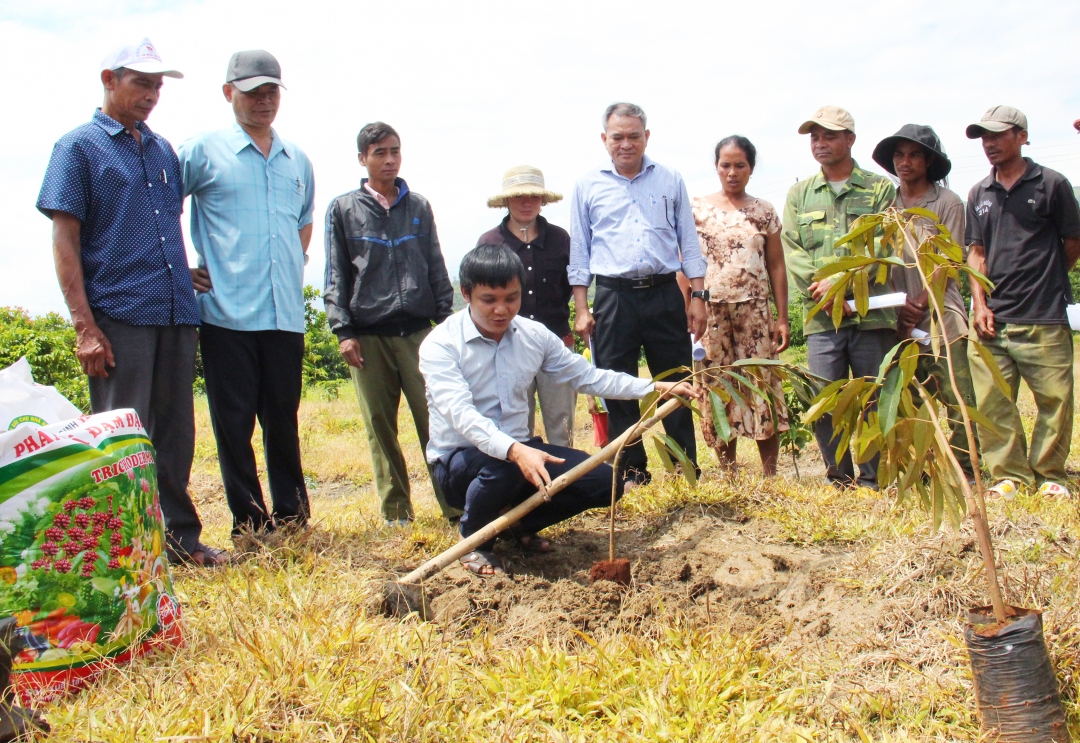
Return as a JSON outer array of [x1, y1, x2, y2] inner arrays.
[[639, 390, 660, 417], [971, 341, 1012, 398], [899, 341, 919, 386], [831, 378, 867, 421], [652, 437, 676, 473], [811, 255, 878, 281], [716, 376, 748, 410], [903, 206, 941, 222], [834, 219, 882, 250], [877, 341, 904, 381], [965, 405, 1000, 435], [853, 270, 869, 316], [652, 366, 691, 383], [653, 433, 698, 489], [708, 390, 733, 444], [878, 365, 903, 436]]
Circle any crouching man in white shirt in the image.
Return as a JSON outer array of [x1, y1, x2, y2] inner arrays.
[[420, 244, 700, 576]]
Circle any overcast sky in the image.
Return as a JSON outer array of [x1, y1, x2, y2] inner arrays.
[[3, 0, 1079, 317]]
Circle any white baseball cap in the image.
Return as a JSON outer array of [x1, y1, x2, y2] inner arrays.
[[100, 38, 183, 78]]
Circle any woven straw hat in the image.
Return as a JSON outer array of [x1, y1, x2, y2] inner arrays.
[[487, 165, 563, 208]]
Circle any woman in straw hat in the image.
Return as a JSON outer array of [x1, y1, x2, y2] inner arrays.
[[476, 165, 577, 453]]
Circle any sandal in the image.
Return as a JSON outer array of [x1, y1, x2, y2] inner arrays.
[[1037, 482, 1071, 498], [986, 479, 1018, 500], [167, 542, 235, 568], [513, 532, 552, 553], [459, 550, 504, 576]]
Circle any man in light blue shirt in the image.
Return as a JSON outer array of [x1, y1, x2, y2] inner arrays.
[[421, 244, 698, 576], [178, 50, 314, 544], [569, 102, 708, 488]]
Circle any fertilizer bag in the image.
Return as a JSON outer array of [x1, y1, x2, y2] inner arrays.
[[0, 409, 181, 703], [0, 357, 82, 431]]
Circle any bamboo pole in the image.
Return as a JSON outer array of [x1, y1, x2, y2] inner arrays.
[[395, 397, 685, 587]]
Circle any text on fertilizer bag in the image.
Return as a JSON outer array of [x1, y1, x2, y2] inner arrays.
[[11, 411, 145, 460], [90, 450, 156, 484]]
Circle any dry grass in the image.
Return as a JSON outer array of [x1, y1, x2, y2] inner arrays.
[[32, 353, 1080, 741]]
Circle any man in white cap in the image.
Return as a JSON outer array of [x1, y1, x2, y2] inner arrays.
[[965, 106, 1080, 499], [36, 40, 229, 567], [781, 105, 896, 489], [178, 51, 314, 547], [476, 166, 575, 447]]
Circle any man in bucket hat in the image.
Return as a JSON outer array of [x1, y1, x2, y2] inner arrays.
[[782, 105, 896, 489], [872, 124, 978, 479], [36, 39, 230, 567], [476, 166, 576, 447], [964, 106, 1080, 498], [178, 50, 314, 547]]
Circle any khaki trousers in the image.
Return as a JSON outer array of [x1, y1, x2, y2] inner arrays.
[[968, 323, 1074, 487], [349, 328, 460, 521]]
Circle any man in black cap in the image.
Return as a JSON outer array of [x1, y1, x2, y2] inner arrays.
[[964, 106, 1080, 498], [872, 125, 977, 478], [178, 51, 315, 545]]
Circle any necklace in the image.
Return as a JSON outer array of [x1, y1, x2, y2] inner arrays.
[[509, 216, 537, 243]]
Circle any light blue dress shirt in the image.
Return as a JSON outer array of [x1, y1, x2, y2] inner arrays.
[[178, 124, 315, 333], [420, 309, 654, 462], [568, 155, 707, 287]]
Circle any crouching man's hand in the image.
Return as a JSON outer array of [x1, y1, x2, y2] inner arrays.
[[655, 380, 703, 402], [507, 443, 565, 492]]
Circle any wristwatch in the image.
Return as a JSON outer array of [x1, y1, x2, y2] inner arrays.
[[690, 289, 710, 301]]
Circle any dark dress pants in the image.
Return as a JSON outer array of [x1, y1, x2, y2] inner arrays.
[[88, 311, 202, 556], [200, 323, 309, 535], [806, 326, 897, 488], [591, 279, 696, 483], [434, 439, 623, 551]]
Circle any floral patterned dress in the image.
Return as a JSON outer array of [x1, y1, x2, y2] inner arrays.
[[693, 197, 789, 443]]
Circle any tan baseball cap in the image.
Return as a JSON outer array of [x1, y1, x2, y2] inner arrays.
[[965, 105, 1028, 139], [798, 105, 855, 134]]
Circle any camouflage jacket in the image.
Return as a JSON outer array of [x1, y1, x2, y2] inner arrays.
[[781, 163, 896, 336]]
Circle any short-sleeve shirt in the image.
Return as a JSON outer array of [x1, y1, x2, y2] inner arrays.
[[36, 109, 199, 327], [693, 196, 780, 303], [178, 124, 315, 333], [966, 158, 1080, 325]]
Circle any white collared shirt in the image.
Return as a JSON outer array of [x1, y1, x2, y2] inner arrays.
[[420, 308, 654, 462]]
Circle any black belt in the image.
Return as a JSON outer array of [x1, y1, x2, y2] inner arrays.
[[595, 273, 676, 290]]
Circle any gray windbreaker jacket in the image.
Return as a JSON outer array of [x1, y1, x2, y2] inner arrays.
[[323, 178, 454, 340]]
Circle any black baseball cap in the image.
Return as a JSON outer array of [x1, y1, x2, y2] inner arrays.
[[225, 50, 285, 92], [872, 124, 952, 182]]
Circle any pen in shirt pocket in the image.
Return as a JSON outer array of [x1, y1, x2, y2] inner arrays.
[[159, 168, 168, 184]]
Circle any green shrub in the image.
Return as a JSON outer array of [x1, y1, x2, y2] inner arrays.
[[0, 307, 89, 412], [303, 286, 349, 390], [786, 294, 805, 349]]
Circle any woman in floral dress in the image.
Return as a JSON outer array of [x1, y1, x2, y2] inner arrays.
[[688, 136, 790, 476]]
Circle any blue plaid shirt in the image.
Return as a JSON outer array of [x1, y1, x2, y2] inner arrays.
[[178, 124, 315, 333], [36, 109, 199, 326]]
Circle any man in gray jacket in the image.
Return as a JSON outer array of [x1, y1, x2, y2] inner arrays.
[[324, 122, 458, 525]]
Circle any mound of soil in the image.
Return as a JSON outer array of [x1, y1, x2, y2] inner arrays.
[[417, 509, 883, 654]]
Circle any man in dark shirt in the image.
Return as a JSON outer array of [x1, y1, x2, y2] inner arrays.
[[965, 106, 1080, 498], [476, 165, 576, 446], [36, 39, 228, 567], [324, 122, 458, 525]]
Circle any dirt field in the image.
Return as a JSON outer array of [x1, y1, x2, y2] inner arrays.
[[37, 353, 1080, 740]]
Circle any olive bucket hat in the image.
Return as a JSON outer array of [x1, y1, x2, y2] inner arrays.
[[872, 124, 952, 183]]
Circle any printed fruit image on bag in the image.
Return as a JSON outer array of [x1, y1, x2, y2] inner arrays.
[[0, 409, 182, 703]]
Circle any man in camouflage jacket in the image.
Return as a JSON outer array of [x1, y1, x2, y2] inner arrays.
[[782, 106, 896, 488]]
